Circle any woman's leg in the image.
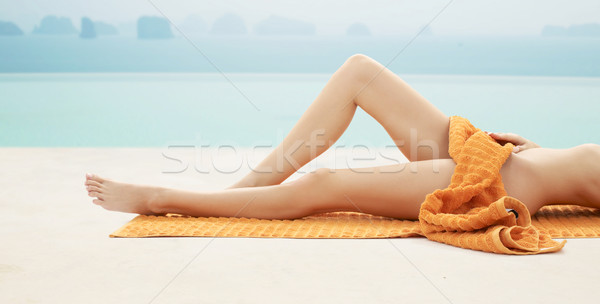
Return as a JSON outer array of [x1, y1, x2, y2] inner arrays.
[[86, 150, 557, 220], [86, 145, 600, 219], [230, 54, 451, 188], [86, 160, 456, 220]]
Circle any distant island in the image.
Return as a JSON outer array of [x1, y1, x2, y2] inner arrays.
[[542, 23, 600, 37], [80, 17, 96, 39], [0, 20, 23, 35], [33, 16, 77, 35], [80, 17, 119, 39], [254, 15, 315, 36], [210, 13, 247, 35], [94, 21, 118, 35], [137, 16, 173, 39]]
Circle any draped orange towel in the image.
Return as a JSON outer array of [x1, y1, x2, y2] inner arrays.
[[418, 116, 566, 254]]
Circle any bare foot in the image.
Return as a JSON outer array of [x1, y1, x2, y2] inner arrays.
[[84, 174, 162, 215]]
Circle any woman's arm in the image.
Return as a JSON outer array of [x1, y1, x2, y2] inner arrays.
[[485, 131, 541, 153]]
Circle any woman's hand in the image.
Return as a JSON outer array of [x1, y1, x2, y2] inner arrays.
[[484, 131, 541, 153]]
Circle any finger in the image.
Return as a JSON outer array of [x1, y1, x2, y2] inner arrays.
[[513, 145, 522, 153], [490, 132, 525, 144], [488, 132, 511, 145], [489, 132, 511, 139]]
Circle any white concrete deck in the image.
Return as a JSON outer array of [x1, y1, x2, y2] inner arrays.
[[0, 148, 598, 304]]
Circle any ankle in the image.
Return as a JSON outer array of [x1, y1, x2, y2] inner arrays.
[[146, 187, 168, 214]]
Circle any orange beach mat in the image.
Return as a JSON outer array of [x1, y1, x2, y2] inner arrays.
[[111, 204, 600, 240]]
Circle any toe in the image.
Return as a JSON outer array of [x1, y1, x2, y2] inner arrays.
[[86, 173, 106, 183], [85, 180, 104, 188], [87, 185, 102, 193], [88, 191, 103, 199], [92, 199, 103, 205]]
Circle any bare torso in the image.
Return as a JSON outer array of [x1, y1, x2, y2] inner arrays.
[[501, 145, 600, 214]]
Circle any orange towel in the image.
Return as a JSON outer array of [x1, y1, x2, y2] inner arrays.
[[418, 116, 566, 254], [112, 205, 600, 240]]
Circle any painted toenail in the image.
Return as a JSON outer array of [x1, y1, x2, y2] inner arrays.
[[86, 173, 92, 178]]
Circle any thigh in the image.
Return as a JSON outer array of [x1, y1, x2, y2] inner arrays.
[[314, 159, 456, 220], [353, 55, 451, 161], [316, 153, 552, 220]]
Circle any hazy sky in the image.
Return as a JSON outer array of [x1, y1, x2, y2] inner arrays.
[[2, 0, 599, 35]]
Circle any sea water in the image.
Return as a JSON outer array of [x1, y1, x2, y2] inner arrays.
[[1, 73, 599, 148], [2, 36, 600, 77]]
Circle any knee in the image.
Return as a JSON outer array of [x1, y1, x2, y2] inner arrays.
[[345, 53, 373, 66], [293, 168, 335, 191], [342, 53, 382, 84], [288, 168, 340, 210]]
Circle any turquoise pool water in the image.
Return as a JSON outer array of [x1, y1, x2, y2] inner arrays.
[[1, 73, 599, 148]]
